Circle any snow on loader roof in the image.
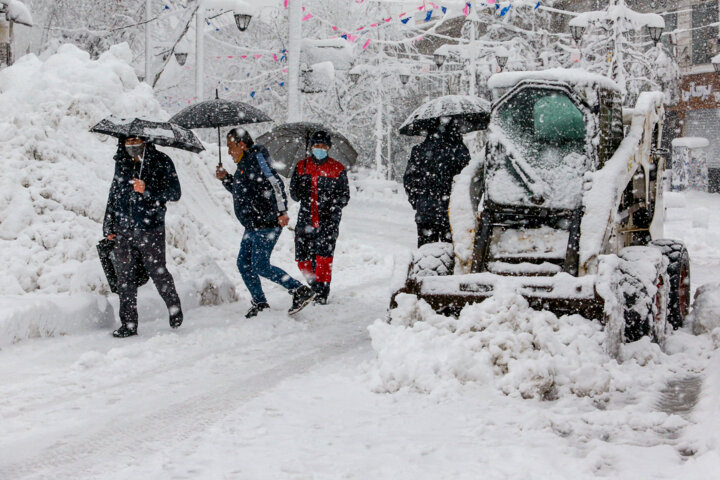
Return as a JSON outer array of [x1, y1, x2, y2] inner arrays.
[[488, 68, 622, 94]]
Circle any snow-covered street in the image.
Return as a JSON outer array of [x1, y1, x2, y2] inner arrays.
[[4, 1, 720, 478], [2, 185, 720, 479]]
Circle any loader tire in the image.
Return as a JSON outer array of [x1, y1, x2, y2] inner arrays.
[[618, 247, 669, 343], [651, 239, 691, 330], [410, 242, 454, 279]]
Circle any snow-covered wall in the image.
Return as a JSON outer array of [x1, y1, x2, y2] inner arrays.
[[0, 44, 245, 300]]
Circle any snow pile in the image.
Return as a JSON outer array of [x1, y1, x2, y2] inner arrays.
[[368, 293, 655, 400], [688, 283, 720, 339], [0, 294, 114, 347], [0, 44, 241, 303]]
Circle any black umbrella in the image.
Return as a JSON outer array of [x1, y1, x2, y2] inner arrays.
[[399, 95, 491, 136], [169, 90, 273, 167], [256, 122, 358, 177], [90, 117, 205, 153]]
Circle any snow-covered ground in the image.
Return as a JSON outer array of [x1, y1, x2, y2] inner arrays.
[[2, 184, 720, 479], [2, 47, 720, 479]]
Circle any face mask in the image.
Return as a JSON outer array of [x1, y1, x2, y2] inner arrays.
[[125, 144, 145, 159], [312, 148, 328, 160]]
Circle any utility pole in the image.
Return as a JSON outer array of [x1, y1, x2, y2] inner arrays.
[[145, 0, 152, 82], [287, 0, 302, 121], [195, 0, 205, 101]]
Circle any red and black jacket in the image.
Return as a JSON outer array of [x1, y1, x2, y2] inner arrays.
[[290, 156, 350, 233]]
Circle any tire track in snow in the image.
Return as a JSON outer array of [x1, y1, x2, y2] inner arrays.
[[0, 329, 369, 480]]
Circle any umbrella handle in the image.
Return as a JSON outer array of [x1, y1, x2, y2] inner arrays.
[[217, 126, 223, 169]]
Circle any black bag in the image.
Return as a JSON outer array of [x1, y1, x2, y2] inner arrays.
[[97, 238, 149, 293]]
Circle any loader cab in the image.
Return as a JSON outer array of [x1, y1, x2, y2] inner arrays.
[[473, 73, 625, 277]]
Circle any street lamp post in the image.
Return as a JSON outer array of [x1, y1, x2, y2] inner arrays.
[[568, 0, 664, 87], [194, 0, 253, 101]]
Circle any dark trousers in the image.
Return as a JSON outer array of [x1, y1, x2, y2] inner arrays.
[[414, 197, 452, 247], [115, 229, 182, 327], [295, 224, 339, 299], [238, 227, 303, 305]]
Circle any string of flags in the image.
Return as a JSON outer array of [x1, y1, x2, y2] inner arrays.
[[285, 1, 543, 50]]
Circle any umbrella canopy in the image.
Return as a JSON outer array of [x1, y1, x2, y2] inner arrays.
[[169, 97, 273, 129], [90, 117, 204, 153], [169, 92, 273, 167], [256, 122, 358, 177], [399, 95, 491, 136]]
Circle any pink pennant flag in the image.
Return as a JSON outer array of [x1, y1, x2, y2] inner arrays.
[[362, 39, 371, 50], [302, 13, 313, 21], [254, 54, 262, 59], [241, 55, 248, 59], [283, 68, 289, 73], [370, 23, 378, 28], [488, 0, 496, 3], [418, 5, 425, 10], [228, 55, 233, 59], [384, 17, 392, 22], [284, 0, 288, 8], [331, 26, 339, 31], [357, 26, 365, 31], [463, 3, 470, 15], [347, 34, 359, 42], [399, 12, 407, 17], [273, 54, 279, 62]]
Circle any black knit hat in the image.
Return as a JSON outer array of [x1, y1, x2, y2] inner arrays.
[[310, 130, 332, 148], [227, 127, 254, 147]]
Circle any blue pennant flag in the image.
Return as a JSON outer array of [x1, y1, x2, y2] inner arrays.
[[250, 91, 256, 98], [500, 5, 511, 16], [441, 7, 447, 14], [535, 1, 541, 9], [401, 17, 411, 24], [280, 82, 285, 87], [425, 10, 433, 22]]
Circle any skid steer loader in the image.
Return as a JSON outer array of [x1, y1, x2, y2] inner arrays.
[[391, 69, 691, 343]]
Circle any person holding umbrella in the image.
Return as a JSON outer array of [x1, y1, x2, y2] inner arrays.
[[216, 128, 316, 318], [403, 120, 471, 247], [289, 130, 350, 304], [103, 137, 184, 338]]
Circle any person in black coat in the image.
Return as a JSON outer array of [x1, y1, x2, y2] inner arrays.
[[403, 123, 471, 247], [290, 130, 350, 304], [216, 128, 315, 318], [103, 137, 183, 337]]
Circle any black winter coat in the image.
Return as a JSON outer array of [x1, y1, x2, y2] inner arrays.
[[222, 145, 288, 231], [403, 133, 471, 208], [103, 143, 181, 236], [290, 156, 350, 235]]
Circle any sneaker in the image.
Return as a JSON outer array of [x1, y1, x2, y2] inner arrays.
[[169, 309, 183, 329], [289, 285, 316, 315], [246, 302, 270, 318], [113, 324, 137, 338], [313, 295, 328, 305]]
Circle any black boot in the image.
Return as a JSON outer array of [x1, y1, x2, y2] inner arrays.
[[113, 323, 137, 338], [246, 302, 270, 318], [289, 285, 316, 315], [169, 308, 183, 329], [313, 282, 330, 305]]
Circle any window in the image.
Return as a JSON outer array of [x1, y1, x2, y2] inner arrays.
[[489, 88, 589, 209], [692, 1, 719, 65], [661, 12, 677, 53]]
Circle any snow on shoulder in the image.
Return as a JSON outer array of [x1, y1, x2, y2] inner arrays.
[[488, 68, 621, 94]]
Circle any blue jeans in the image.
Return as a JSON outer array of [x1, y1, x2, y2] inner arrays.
[[237, 227, 302, 304]]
